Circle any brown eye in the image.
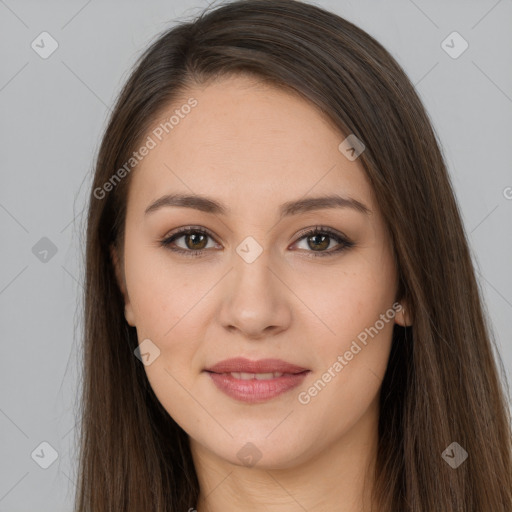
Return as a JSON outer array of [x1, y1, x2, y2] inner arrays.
[[160, 225, 354, 259], [184, 232, 208, 250], [306, 233, 330, 251], [292, 226, 354, 257], [160, 227, 219, 257]]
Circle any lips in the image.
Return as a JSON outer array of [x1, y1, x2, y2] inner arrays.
[[204, 357, 310, 403], [205, 357, 308, 375]]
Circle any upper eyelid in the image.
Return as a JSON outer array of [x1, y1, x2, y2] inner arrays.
[[165, 226, 219, 243]]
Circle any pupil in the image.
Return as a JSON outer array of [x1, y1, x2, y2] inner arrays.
[[187, 233, 207, 250], [309, 234, 328, 251]]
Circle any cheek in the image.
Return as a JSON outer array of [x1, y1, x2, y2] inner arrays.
[[292, 253, 397, 351], [124, 242, 206, 336], [293, 251, 397, 416], [297, 309, 395, 440], [127, 263, 207, 428], [124, 245, 208, 396]]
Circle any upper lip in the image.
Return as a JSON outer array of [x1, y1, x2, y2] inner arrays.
[[205, 357, 309, 374]]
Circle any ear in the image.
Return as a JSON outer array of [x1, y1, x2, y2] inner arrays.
[[393, 300, 412, 327], [110, 244, 136, 327]]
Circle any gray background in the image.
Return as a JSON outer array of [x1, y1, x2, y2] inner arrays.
[[1, 0, 511, 510]]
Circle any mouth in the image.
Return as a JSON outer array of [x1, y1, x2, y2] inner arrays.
[[219, 371, 291, 380], [204, 357, 309, 375], [204, 357, 310, 403]]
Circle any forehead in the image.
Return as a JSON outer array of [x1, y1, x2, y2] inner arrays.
[[126, 75, 374, 214]]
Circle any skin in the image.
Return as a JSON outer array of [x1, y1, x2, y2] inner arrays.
[[112, 74, 411, 512]]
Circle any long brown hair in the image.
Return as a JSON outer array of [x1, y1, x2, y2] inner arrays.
[[75, 0, 512, 510]]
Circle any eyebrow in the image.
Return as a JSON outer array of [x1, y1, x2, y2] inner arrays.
[[144, 193, 371, 218]]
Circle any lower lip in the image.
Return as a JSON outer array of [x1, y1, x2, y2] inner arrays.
[[206, 371, 309, 403]]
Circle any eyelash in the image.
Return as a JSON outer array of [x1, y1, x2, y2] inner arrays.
[[159, 225, 354, 259]]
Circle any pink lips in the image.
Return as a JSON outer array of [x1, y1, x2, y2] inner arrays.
[[206, 357, 308, 374], [204, 357, 310, 403]]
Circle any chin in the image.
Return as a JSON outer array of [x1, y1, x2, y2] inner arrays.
[[203, 433, 316, 470]]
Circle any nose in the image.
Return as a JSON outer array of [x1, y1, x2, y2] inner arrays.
[[217, 247, 292, 340]]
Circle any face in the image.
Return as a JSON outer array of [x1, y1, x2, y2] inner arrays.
[[112, 74, 409, 470]]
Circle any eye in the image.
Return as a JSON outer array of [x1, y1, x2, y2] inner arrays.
[[291, 225, 354, 257], [159, 226, 220, 258], [159, 225, 354, 258]]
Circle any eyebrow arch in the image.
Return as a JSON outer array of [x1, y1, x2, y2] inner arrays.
[[144, 193, 371, 218]]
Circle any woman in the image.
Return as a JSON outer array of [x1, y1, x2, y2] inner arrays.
[[75, 0, 512, 510]]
